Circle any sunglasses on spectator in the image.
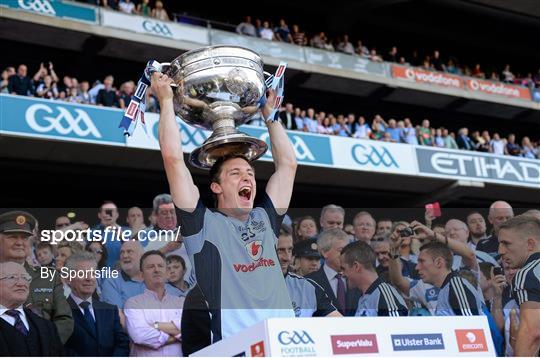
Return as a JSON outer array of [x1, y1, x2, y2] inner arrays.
[[370, 237, 386, 242]]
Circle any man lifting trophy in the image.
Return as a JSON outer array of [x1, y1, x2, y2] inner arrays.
[[121, 45, 298, 342]]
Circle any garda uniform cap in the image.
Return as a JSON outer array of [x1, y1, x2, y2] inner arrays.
[[0, 211, 37, 236], [293, 239, 321, 259]]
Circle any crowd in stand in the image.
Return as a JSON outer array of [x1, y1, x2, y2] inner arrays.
[[1, 199, 540, 356], [3, 62, 539, 159]]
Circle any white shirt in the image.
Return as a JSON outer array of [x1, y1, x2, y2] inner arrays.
[[259, 28, 274, 40], [70, 294, 96, 321], [490, 139, 505, 155], [0, 305, 30, 331], [323, 264, 345, 297]]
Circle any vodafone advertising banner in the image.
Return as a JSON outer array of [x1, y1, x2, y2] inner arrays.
[[466, 78, 532, 100], [391, 65, 464, 89], [192, 316, 495, 356]]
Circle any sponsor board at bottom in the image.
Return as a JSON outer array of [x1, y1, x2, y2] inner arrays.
[[455, 329, 488, 353], [391, 333, 445, 351], [331, 334, 379, 354]]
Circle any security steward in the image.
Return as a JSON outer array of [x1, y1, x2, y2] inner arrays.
[[0, 211, 74, 343]]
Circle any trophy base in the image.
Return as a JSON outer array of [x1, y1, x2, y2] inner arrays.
[[189, 132, 268, 169]]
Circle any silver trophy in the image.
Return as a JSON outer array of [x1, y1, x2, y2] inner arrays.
[[159, 45, 270, 169]]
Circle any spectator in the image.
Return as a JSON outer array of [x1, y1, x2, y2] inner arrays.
[[293, 107, 304, 129], [385, 119, 400, 142], [65, 87, 79, 103], [401, 118, 418, 145], [279, 103, 297, 130], [118, 0, 135, 14], [445, 219, 497, 268], [151, 1, 169, 21], [353, 116, 371, 139], [35, 75, 58, 99], [319, 204, 345, 232], [7, 64, 35, 96], [293, 239, 321, 277], [64, 252, 130, 356], [306, 228, 360, 315], [303, 108, 318, 133], [337, 35, 355, 55], [253, 18, 262, 37], [434, 128, 445, 147], [274, 19, 293, 43], [295, 216, 318, 242], [290, 24, 307, 46], [126, 206, 146, 238], [501, 64, 515, 83], [55, 241, 83, 272], [376, 219, 393, 236], [96, 75, 120, 107], [386, 46, 399, 63], [0, 66, 15, 93], [0, 262, 65, 356], [118, 80, 135, 109], [100, 240, 145, 316], [369, 121, 384, 140], [341, 241, 408, 316], [86, 241, 108, 270], [521, 136, 537, 159], [445, 59, 460, 74], [355, 40, 369, 58], [489, 133, 506, 155], [369, 48, 383, 62], [472, 63, 485, 78], [476, 201, 514, 260], [166, 255, 190, 297], [36, 242, 54, 267], [442, 128, 458, 149], [476, 130, 491, 152], [124, 251, 184, 356], [431, 50, 444, 71], [418, 119, 433, 146], [88, 80, 104, 104], [310, 32, 326, 49], [91, 201, 128, 267], [371, 236, 392, 282], [101, 0, 118, 10], [136, 0, 151, 16], [236, 16, 257, 37], [466, 211, 488, 248], [334, 114, 352, 137], [506, 133, 522, 156], [259, 21, 275, 41], [352, 211, 376, 243], [456, 127, 475, 150]]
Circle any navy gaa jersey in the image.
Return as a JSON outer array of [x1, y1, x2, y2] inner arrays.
[[512, 252, 540, 305], [176, 192, 294, 341], [285, 272, 337, 317], [435, 271, 483, 316], [355, 277, 408, 317]]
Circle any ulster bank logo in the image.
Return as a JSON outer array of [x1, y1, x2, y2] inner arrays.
[[351, 143, 398, 168], [25, 104, 102, 138]]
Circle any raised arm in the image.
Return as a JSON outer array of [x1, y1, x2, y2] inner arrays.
[[388, 235, 411, 296], [152, 72, 199, 211], [263, 89, 297, 214]]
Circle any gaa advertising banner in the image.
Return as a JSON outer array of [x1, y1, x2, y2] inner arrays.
[[304, 48, 388, 77], [125, 112, 334, 167], [330, 136, 417, 175], [465, 78, 532, 101], [391, 65, 464, 89], [100, 9, 208, 45], [0, 94, 125, 145], [0, 0, 97, 23], [416, 146, 540, 188]]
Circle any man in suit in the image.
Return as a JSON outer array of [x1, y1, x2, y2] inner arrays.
[[0, 210, 73, 343], [64, 252, 129, 356], [306, 228, 360, 316], [0, 262, 64, 356], [279, 103, 297, 130]]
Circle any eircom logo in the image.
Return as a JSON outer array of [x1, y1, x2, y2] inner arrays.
[[455, 329, 488, 352]]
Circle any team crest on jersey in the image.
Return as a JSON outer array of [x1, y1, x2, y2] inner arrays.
[[245, 240, 263, 260]]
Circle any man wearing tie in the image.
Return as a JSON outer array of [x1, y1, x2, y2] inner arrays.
[[0, 262, 64, 356], [306, 228, 360, 315], [64, 252, 129, 356]]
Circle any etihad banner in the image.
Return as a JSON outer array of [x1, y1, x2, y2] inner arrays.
[[391, 65, 464, 89], [466, 78, 532, 100]]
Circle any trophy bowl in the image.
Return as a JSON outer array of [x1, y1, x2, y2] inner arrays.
[[162, 45, 269, 169]]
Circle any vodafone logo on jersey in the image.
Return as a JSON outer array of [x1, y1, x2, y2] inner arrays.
[[455, 329, 488, 352], [246, 240, 263, 260]]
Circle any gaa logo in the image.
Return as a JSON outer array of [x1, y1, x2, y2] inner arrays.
[[18, 0, 56, 16], [278, 330, 314, 345], [351, 143, 398, 168], [25, 104, 102, 138], [142, 20, 173, 37]]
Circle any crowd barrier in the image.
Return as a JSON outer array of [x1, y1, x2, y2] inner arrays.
[[1, 94, 538, 188]]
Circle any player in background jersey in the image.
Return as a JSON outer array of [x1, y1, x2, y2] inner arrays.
[[152, 71, 297, 341]]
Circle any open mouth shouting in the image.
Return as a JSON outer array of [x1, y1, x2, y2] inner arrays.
[[238, 186, 252, 205]]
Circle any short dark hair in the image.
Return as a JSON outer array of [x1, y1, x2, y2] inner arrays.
[[36, 242, 52, 251], [340, 241, 376, 271], [209, 154, 253, 185], [498, 215, 540, 240], [166, 254, 186, 270], [419, 241, 453, 270], [479, 262, 495, 280], [140, 250, 166, 269]]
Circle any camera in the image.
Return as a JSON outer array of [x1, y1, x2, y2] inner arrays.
[[398, 227, 415, 237], [105, 209, 114, 216], [493, 267, 504, 276]]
